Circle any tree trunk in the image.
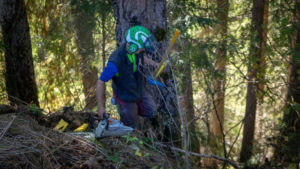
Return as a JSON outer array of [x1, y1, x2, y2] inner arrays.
[[101, 10, 107, 108], [210, 0, 229, 156], [112, 0, 181, 145], [0, 0, 39, 106], [72, 0, 98, 110], [273, 0, 300, 165], [181, 58, 200, 154], [112, 0, 167, 47], [240, 0, 268, 163], [255, 0, 268, 145]]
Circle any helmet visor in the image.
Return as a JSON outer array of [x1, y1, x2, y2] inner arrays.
[[144, 34, 159, 54]]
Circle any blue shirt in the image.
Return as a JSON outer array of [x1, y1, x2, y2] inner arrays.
[[99, 61, 118, 82]]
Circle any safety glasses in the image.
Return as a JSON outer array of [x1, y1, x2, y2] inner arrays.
[[144, 34, 160, 54]]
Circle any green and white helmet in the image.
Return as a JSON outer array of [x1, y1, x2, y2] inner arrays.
[[125, 26, 158, 53]]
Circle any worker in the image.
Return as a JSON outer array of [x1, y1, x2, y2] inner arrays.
[[96, 25, 159, 128]]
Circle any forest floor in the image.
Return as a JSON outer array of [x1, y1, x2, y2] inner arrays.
[[0, 104, 173, 169]]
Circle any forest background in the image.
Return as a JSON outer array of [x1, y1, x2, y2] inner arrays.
[[0, 0, 299, 168]]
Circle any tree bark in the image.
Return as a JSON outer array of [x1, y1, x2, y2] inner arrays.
[[210, 0, 229, 156], [240, 0, 268, 163], [72, 0, 98, 110], [0, 0, 39, 106]]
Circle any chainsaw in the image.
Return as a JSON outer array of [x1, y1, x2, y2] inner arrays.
[[88, 113, 133, 138], [67, 113, 133, 139]]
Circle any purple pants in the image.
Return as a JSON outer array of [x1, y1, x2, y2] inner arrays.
[[114, 90, 156, 128]]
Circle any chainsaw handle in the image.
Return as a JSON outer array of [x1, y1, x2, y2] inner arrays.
[[95, 113, 110, 120], [88, 113, 110, 129], [102, 113, 110, 130]]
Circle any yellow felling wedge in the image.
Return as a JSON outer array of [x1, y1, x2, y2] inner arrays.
[[74, 123, 88, 132], [54, 119, 69, 132]]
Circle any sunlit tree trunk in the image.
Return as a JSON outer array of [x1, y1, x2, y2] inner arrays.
[[255, 0, 268, 143], [72, 0, 98, 110], [0, 0, 39, 106], [180, 54, 200, 154], [112, 0, 181, 144], [274, 0, 300, 165], [183, 67, 200, 152], [240, 0, 268, 163], [210, 0, 229, 157]]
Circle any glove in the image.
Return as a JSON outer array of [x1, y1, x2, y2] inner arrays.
[[148, 76, 165, 87]]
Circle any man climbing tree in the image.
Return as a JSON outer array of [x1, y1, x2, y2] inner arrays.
[[0, 0, 39, 106]]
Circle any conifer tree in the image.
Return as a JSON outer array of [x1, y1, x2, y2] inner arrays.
[[0, 0, 39, 106]]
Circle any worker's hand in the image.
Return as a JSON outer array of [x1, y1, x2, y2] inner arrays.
[[153, 62, 159, 69], [97, 107, 106, 119], [144, 56, 159, 68]]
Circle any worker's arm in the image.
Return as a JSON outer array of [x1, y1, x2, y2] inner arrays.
[[96, 79, 106, 119], [144, 56, 159, 68], [96, 61, 118, 118]]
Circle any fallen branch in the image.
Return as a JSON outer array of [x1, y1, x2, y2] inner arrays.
[[155, 142, 240, 169], [0, 115, 16, 140]]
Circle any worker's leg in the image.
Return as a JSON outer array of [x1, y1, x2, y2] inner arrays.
[[115, 97, 139, 128], [137, 90, 157, 118]]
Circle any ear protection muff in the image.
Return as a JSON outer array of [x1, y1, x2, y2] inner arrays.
[[128, 43, 138, 53]]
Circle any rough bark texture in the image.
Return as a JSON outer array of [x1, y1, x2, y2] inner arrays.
[[273, 0, 300, 165], [0, 0, 39, 106], [240, 0, 268, 163], [72, 0, 98, 110], [210, 0, 229, 156], [112, 0, 167, 47], [112, 0, 181, 144]]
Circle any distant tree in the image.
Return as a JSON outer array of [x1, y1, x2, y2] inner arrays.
[[180, 54, 200, 153], [97, 0, 113, 108], [210, 0, 229, 156], [273, 0, 300, 165], [0, 0, 39, 106], [100, 5, 107, 108], [169, 0, 200, 155], [71, 0, 98, 110], [240, 0, 269, 163]]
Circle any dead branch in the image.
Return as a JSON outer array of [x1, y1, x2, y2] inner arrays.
[[155, 142, 240, 169]]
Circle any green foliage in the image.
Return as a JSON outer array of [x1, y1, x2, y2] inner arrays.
[[101, 147, 124, 163], [21, 0, 115, 111], [0, 0, 298, 167], [30, 104, 42, 116], [122, 133, 139, 144], [151, 166, 164, 169], [122, 133, 156, 158]]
